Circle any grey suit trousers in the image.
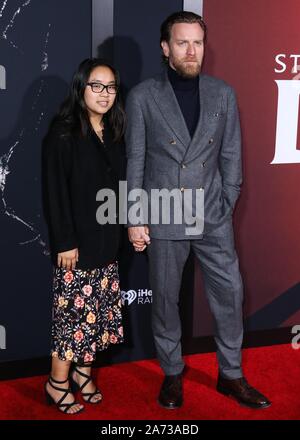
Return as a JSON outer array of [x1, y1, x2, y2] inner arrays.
[[147, 220, 244, 380]]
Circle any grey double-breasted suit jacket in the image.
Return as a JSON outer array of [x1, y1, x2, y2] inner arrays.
[[125, 71, 242, 239]]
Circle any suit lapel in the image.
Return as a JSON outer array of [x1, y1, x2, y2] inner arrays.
[[150, 72, 191, 150], [183, 75, 220, 162]]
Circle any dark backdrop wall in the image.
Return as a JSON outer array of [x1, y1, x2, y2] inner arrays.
[[0, 0, 91, 362], [0, 0, 184, 367], [1, 0, 296, 371], [95, 0, 184, 364]]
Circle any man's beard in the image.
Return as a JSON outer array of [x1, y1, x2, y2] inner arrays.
[[172, 58, 201, 78]]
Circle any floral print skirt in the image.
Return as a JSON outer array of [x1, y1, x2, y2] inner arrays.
[[51, 261, 123, 364]]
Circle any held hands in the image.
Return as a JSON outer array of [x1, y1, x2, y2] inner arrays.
[[57, 248, 79, 270], [128, 226, 151, 252]]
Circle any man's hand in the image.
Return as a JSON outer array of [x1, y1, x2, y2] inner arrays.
[[57, 248, 79, 270], [128, 226, 150, 252]]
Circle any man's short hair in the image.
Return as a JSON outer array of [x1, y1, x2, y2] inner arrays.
[[160, 10, 207, 45]]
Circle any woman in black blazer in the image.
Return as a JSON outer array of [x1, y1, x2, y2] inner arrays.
[[42, 58, 125, 414]]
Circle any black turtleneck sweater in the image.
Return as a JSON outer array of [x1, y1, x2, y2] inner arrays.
[[168, 65, 200, 137]]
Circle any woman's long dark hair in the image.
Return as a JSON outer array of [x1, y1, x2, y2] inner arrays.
[[51, 58, 125, 142]]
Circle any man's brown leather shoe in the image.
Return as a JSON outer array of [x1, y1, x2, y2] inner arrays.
[[217, 375, 271, 409], [158, 374, 183, 409]]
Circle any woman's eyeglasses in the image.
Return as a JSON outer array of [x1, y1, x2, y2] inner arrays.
[[87, 82, 118, 94]]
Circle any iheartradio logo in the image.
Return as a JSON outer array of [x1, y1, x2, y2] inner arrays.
[[121, 289, 137, 305], [121, 289, 152, 306]]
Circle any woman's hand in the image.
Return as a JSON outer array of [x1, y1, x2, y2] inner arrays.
[[57, 248, 79, 270]]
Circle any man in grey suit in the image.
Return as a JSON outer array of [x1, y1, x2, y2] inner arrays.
[[125, 11, 270, 410]]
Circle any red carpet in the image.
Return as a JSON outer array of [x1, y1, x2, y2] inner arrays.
[[0, 344, 299, 420]]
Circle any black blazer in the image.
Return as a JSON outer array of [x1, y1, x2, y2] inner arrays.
[[42, 122, 125, 270]]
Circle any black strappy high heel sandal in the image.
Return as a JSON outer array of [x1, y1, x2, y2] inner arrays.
[[70, 364, 102, 404], [45, 376, 84, 414]]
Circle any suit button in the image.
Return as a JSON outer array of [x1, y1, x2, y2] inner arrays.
[[181, 163, 186, 169], [170, 139, 176, 145], [199, 187, 204, 191], [209, 138, 214, 144], [214, 112, 219, 117], [202, 162, 206, 167], [180, 187, 185, 192]]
